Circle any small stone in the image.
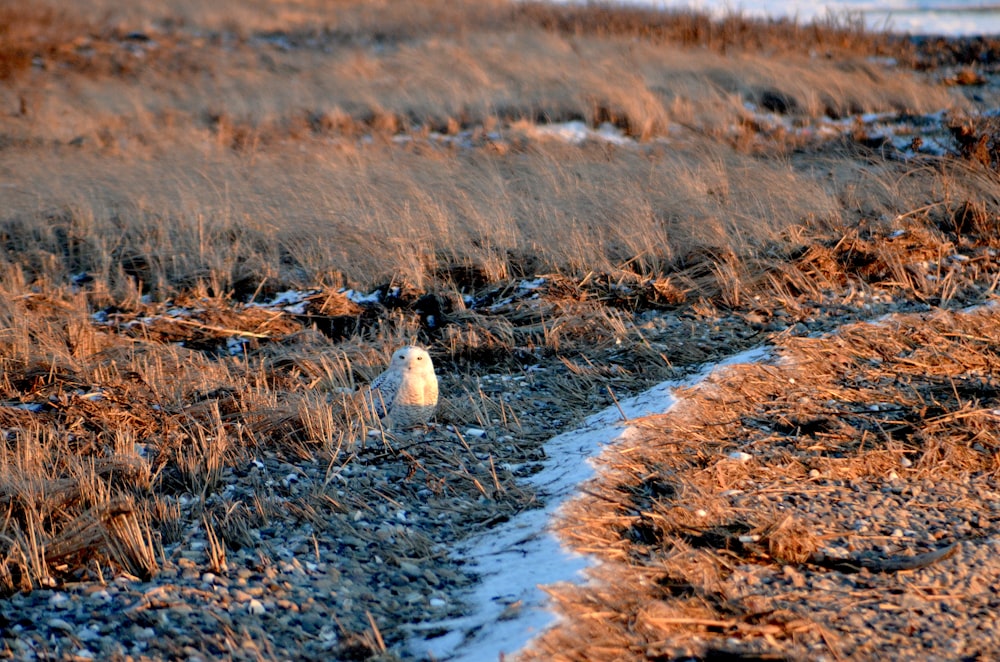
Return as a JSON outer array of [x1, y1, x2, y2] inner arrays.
[[276, 599, 298, 612], [782, 565, 806, 588], [77, 626, 100, 642], [49, 592, 70, 608], [248, 599, 266, 615], [398, 561, 422, 578], [47, 617, 74, 631]]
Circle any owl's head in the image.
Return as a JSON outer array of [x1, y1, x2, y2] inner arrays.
[[391, 346, 434, 373]]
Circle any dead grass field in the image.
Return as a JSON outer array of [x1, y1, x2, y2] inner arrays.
[[523, 304, 1000, 661], [1, 0, 1000, 659]]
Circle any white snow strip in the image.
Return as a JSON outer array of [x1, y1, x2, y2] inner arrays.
[[264, 290, 307, 306], [528, 121, 632, 145], [412, 346, 770, 661], [341, 288, 382, 304], [246, 289, 318, 311]]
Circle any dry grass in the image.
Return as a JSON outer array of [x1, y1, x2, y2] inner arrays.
[[1, 0, 959, 143], [0, 141, 845, 298], [0, 0, 974, 303], [523, 304, 1000, 660]]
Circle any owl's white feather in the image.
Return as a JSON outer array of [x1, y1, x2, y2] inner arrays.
[[368, 346, 439, 429]]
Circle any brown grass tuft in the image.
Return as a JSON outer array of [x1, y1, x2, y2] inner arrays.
[[0, 5, 92, 80]]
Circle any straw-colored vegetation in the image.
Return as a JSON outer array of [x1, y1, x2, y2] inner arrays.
[[1, 0, 999, 658], [523, 304, 1000, 660]]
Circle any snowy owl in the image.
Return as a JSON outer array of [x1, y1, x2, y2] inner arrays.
[[368, 346, 439, 430]]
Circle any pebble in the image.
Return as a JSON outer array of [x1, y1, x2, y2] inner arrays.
[[47, 618, 74, 632]]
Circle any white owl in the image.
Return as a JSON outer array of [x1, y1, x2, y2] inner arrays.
[[367, 346, 439, 430]]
